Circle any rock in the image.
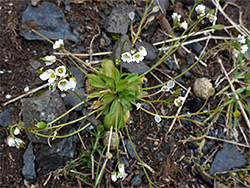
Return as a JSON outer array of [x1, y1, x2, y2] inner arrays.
[[209, 143, 248, 175], [180, 65, 192, 78], [137, 41, 158, 62], [21, 90, 69, 144], [131, 170, 145, 186], [186, 42, 203, 53], [20, 2, 79, 43], [68, 66, 86, 89], [36, 128, 78, 170], [111, 34, 131, 61], [102, 4, 134, 34], [0, 107, 14, 127], [125, 139, 137, 159], [28, 59, 41, 70], [163, 58, 176, 70], [186, 53, 195, 65], [22, 142, 36, 182], [122, 60, 151, 74], [82, 108, 99, 126], [193, 77, 215, 100], [152, 0, 169, 14], [63, 88, 86, 111]]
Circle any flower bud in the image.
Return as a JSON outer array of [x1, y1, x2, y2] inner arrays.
[[35, 122, 47, 129]]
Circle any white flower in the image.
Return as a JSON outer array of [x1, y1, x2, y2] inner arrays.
[[132, 52, 144, 63], [174, 96, 185, 107], [111, 172, 118, 182], [14, 138, 23, 148], [161, 85, 170, 92], [49, 81, 57, 92], [207, 14, 217, 23], [180, 21, 188, 30], [7, 137, 16, 147], [167, 81, 175, 89], [69, 77, 77, 90], [40, 69, 57, 83], [121, 52, 133, 63], [172, 12, 181, 22], [128, 12, 135, 20], [232, 49, 240, 58], [58, 79, 71, 91], [24, 86, 29, 92], [53, 39, 64, 49], [5, 94, 12, 99], [237, 35, 246, 44], [14, 128, 20, 135], [154, 115, 161, 123], [195, 4, 206, 15], [118, 163, 125, 173], [44, 55, 56, 66], [136, 103, 141, 110], [55, 66, 67, 77], [117, 172, 127, 179], [138, 46, 147, 57], [240, 44, 248, 54]]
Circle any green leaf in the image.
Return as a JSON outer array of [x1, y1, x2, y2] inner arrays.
[[116, 80, 128, 92], [87, 92, 101, 99], [171, 0, 175, 4], [124, 73, 139, 82], [244, 72, 250, 82], [102, 92, 114, 103], [120, 96, 132, 110], [114, 68, 120, 83], [109, 97, 118, 114], [101, 60, 115, 79], [105, 76, 115, 90], [211, 24, 224, 31], [87, 74, 106, 89]]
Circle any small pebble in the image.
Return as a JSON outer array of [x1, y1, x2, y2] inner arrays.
[[154, 141, 159, 146], [5, 94, 12, 99], [24, 86, 29, 92]]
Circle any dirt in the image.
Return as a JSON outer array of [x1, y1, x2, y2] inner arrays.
[[0, 0, 250, 187]]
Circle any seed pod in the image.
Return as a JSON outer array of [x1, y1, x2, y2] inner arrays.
[[35, 122, 47, 129], [103, 131, 119, 150], [193, 77, 215, 100]]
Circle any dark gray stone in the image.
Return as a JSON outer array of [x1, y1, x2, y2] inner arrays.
[[68, 66, 86, 89], [102, 4, 134, 34], [36, 128, 78, 170], [22, 143, 36, 182], [21, 90, 68, 144], [137, 41, 158, 62], [186, 53, 195, 65], [152, 0, 169, 14], [0, 107, 14, 127], [131, 170, 145, 186], [82, 108, 99, 126], [186, 42, 203, 53], [180, 65, 192, 78], [63, 88, 86, 111], [125, 139, 137, 159], [20, 2, 79, 43], [209, 143, 248, 175], [111, 34, 131, 61]]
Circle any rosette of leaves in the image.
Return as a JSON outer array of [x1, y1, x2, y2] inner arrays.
[[87, 60, 145, 130]]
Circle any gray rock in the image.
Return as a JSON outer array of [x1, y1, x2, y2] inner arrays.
[[152, 0, 169, 14], [68, 66, 86, 89], [125, 139, 137, 159], [209, 143, 248, 175], [21, 90, 68, 144], [82, 108, 99, 126], [137, 41, 158, 62], [36, 128, 78, 170], [22, 143, 36, 182], [102, 4, 134, 34], [180, 65, 192, 78], [111, 34, 131, 61], [186, 53, 195, 65], [131, 170, 145, 186], [20, 2, 78, 43], [0, 107, 14, 127], [63, 88, 86, 111], [28, 59, 41, 70], [186, 42, 203, 53]]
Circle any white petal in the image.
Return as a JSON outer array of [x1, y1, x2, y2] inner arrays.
[[7, 137, 16, 147], [111, 172, 117, 182], [154, 115, 161, 123], [121, 52, 133, 63], [133, 52, 144, 63], [118, 163, 125, 173], [161, 85, 169, 92], [167, 81, 175, 89], [14, 128, 20, 135], [55, 66, 66, 77], [58, 79, 71, 91], [136, 103, 141, 110], [138, 46, 147, 57], [69, 77, 77, 90]]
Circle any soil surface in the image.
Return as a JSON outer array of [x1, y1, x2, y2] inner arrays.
[[1, 0, 250, 188]]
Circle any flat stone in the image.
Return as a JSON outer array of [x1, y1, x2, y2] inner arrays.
[[63, 88, 86, 111], [125, 139, 137, 159], [20, 2, 79, 43], [209, 143, 248, 175], [21, 90, 68, 144], [22, 142, 36, 182], [0, 107, 14, 127]]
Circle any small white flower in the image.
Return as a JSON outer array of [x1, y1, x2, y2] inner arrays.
[[55, 66, 67, 77], [7, 137, 16, 147], [180, 21, 188, 30], [14, 138, 23, 148], [154, 115, 161, 123], [172, 12, 181, 22], [195, 4, 206, 15], [237, 35, 246, 44], [174, 98, 181, 107], [58, 79, 71, 91], [128, 12, 135, 20], [14, 128, 20, 135], [138, 46, 147, 57], [5, 94, 12, 99], [111, 171, 118, 182], [167, 81, 175, 89], [240, 44, 248, 54], [49, 81, 57, 92], [69, 77, 77, 90], [121, 52, 133, 63], [40, 69, 57, 83], [232, 49, 240, 58], [132, 52, 144, 63], [207, 14, 217, 23], [53, 39, 64, 49], [161, 85, 170, 92], [136, 103, 141, 110], [117, 172, 127, 179], [44, 55, 56, 66], [118, 163, 125, 173]]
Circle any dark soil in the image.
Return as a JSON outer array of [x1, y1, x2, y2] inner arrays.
[[1, 0, 250, 187]]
